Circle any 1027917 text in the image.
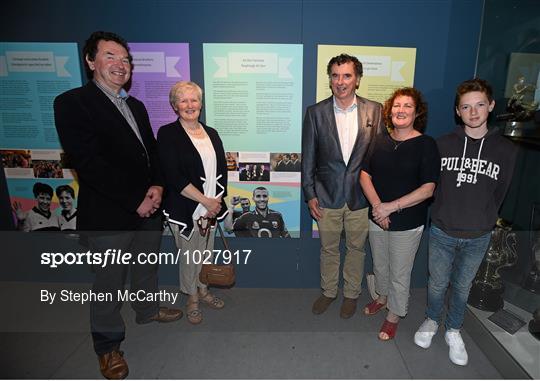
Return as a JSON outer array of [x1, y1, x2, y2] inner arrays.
[[182, 249, 252, 265]]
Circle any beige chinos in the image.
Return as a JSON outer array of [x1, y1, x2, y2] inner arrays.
[[317, 205, 369, 299]]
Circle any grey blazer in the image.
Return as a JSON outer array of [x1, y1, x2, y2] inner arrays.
[[302, 95, 385, 211]]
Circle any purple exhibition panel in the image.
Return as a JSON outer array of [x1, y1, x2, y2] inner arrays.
[[129, 43, 190, 136]]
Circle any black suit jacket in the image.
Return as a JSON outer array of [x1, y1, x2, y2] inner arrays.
[[302, 95, 385, 210], [54, 81, 163, 231]]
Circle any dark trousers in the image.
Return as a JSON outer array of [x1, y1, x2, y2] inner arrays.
[[89, 216, 163, 355]]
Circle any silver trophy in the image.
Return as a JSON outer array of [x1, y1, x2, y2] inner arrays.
[[500, 76, 540, 140]]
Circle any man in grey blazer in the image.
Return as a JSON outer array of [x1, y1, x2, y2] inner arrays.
[[302, 54, 384, 318]]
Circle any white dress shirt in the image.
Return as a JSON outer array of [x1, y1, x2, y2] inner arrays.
[[333, 96, 358, 165]]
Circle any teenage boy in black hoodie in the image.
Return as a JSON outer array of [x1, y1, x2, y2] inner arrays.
[[413, 78, 517, 366]]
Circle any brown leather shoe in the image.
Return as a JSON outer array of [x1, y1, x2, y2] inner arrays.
[[312, 294, 336, 315], [98, 350, 128, 380], [340, 297, 358, 319], [136, 306, 183, 324]]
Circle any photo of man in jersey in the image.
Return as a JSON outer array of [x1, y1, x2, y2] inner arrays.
[[12, 182, 60, 232], [224, 196, 252, 233], [232, 186, 291, 238]]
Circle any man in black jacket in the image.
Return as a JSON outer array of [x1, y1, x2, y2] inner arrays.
[[54, 31, 181, 379]]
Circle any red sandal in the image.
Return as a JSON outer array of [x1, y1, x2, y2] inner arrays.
[[363, 300, 386, 315], [378, 319, 398, 341]]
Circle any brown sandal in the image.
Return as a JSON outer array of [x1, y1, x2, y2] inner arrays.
[[186, 301, 202, 325], [199, 292, 225, 309]]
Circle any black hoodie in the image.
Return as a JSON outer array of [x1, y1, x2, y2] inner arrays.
[[431, 126, 518, 238]]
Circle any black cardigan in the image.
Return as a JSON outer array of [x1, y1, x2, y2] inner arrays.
[[157, 119, 228, 238]]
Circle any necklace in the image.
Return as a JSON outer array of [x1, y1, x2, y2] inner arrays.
[[182, 122, 204, 137], [390, 129, 415, 151]]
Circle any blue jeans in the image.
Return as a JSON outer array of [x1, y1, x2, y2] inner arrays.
[[426, 225, 491, 330]]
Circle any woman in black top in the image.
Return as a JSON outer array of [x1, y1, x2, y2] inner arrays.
[[360, 87, 440, 340]]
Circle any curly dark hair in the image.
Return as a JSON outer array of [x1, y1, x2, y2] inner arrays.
[[383, 87, 428, 132], [82, 31, 131, 80], [32, 182, 53, 198], [326, 53, 363, 79]]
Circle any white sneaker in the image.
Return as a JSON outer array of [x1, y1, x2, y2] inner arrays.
[[445, 329, 468, 366], [414, 318, 439, 348]]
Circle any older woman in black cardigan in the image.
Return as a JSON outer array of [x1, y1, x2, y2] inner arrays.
[[157, 81, 228, 325]]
